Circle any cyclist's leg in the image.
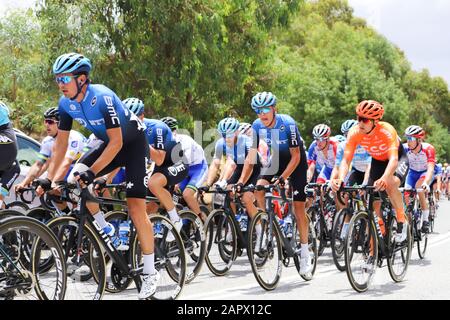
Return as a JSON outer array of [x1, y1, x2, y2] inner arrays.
[[385, 148, 409, 224], [0, 160, 20, 209], [240, 165, 261, 219], [291, 164, 308, 245]]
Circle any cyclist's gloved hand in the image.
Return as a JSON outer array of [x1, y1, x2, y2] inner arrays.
[[421, 182, 430, 193], [232, 183, 244, 194], [75, 169, 96, 185], [273, 176, 285, 187], [93, 177, 107, 190], [33, 178, 52, 191], [198, 185, 210, 193], [214, 180, 228, 190]]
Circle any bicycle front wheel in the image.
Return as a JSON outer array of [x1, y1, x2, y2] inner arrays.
[[387, 217, 412, 282], [344, 211, 378, 293], [0, 216, 67, 300], [247, 210, 283, 291]]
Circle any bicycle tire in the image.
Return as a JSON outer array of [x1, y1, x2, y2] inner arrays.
[[0, 216, 67, 300], [387, 217, 412, 282], [46, 215, 106, 300], [204, 209, 237, 276], [247, 210, 283, 291], [294, 214, 318, 281], [344, 211, 378, 293], [331, 208, 350, 272]]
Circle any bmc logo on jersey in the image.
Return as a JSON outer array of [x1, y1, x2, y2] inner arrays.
[[289, 125, 298, 146], [156, 128, 164, 149]]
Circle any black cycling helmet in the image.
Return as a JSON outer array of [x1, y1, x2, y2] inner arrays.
[[44, 107, 59, 121], [161, 116, 178, 131]]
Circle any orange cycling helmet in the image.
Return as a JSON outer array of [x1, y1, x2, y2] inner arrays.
[[356, 100, 384, 120]]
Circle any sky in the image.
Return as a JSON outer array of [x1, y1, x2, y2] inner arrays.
[[1, 0, 449, 85]]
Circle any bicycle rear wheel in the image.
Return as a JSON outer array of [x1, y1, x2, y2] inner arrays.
[[331, 208, 350, 272], [178, 209, 206, 284], [344, 211, 378, 293], [0, 216, 67, 300], [204, 209, 237, 276], [131, 214, 186, 300], [387, 217, 412, 282], [46, 215, 106, 300]]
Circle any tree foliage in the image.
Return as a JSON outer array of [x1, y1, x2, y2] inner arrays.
[[0, 0, 449, 160]]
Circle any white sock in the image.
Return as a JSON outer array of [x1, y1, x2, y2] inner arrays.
[[143, 253, 155, 275], [167, 208, 179, 222], [255, 224, 262, 235], [93, 211, 108, 229], [301, 243, 309, 257], [422, 210, 430, 222]]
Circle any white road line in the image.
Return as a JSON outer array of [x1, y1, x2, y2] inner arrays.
[[183, 230, 450, 300]]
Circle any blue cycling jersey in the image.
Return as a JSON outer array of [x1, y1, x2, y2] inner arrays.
[[214, 135, 252, 165], [58, 84, 144, 143], [251, 114, 304, 165], [336, 140, 371, 172], [142, 118, 174, 150], [434, 163, 442, 176], [0, 103, 10, 126]]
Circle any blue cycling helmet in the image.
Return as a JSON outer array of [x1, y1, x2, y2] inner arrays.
[[218, 117, 240, 136], [251, 92, 277, 111], [0, 101, 11, 125], [341, 119, 358, 134], [53, 53, 92, 75], [333, 135, 346, 143], [123, 98, 145, 116]]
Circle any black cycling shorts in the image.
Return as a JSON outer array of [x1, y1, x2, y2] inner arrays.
[[347, 169, 365, 186], [77, 128, 150, 199], [367, 144, 409, 186], [259, 160, 308, 202], [228, 164, 261, 187], [152, 161, 189, 187]]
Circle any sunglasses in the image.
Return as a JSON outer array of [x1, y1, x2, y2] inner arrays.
[[406, 136, 417, 141], [357, 116, 371, 124], [55, 75, 77, 85], [44, 119, 58, 125], [315, 138, 328, 142], [255, 107, 272, 115], [224, 132, 236, 138]]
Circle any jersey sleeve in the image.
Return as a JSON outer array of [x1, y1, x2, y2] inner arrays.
[[152, 124, 171, 151], [283, 116, 301, 148], [307, 142, 317, 165], [99, 95, 121, 129], [213, 140, 224, 160], [38, 138, 53, 163], [251, 121, 260, 150], [65, 132, 85, 160], [425, 144, 436, 163], [335, 142, 346, 167], [343, 130, 359, 164], [58, 101, 73, 131]]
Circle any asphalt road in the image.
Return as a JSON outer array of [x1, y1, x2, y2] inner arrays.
[[95, 197, 450, 300]]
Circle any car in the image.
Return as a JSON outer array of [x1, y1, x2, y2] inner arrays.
[[4, 128, 43, 209]]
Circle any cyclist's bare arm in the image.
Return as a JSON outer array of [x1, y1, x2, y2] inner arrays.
[[149, 145, 166, 166], [424, 162, 435, 185], [205, 158, 221, 186], [281, 147, 301, 181], [238, 148, 258, 185], [47, 129, 70, 181], [307, 162, 316, 182]]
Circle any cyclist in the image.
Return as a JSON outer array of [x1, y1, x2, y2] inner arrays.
[[331, 119, 371, 238], [46, 53, 158, 299], [331, 100, 410, 248], [443, 163, 450, 197], [0, 101, 20, 209], [307, 124, 338, 184], [238, 122, 270, 168], [15, 107, 87, 194], [431, 162, 442, 202], [124, 98, 188, 241], [238, 92, 311, 275], [161, 116, 208, 222], [403, 125, 436, 233]]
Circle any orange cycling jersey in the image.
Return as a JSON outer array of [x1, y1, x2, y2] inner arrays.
[[344, 122, 399, 162]]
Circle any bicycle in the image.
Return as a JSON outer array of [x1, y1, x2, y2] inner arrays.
[[339, 185, 412, 293], [247, 184, 318, 291], [305, 183, 336, 256], [202, 186, 252, 277], [330, 188, 367, 271], [0, 215, 67, 300], [45, 182, 186, 300], [402, 188, 428, 259]]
